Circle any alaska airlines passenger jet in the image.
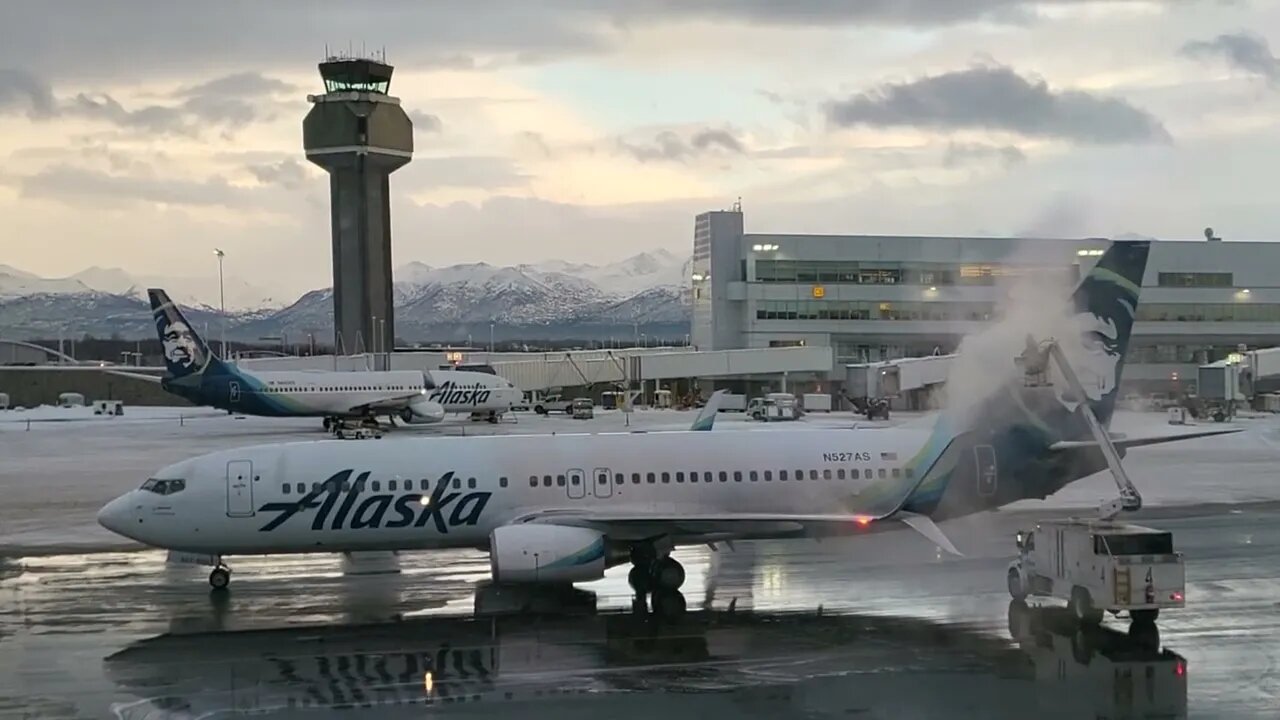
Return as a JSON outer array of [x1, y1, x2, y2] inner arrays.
[[125, 289, 522, 428], [98, 243, 1237, 598]]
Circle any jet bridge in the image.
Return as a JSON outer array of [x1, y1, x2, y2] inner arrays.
[[844, 354, 955, 417]]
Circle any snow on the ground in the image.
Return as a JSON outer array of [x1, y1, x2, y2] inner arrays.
[[0, 404, 226, 425], [1012, 410, 1280, 511], [0, 406, 1275, 553]]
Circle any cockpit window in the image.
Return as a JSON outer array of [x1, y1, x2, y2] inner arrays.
[[141, 478, 186, 495]]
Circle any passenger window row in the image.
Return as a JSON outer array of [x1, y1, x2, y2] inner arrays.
[[278, 465, 916, 495], [525, 467, 913, 487], [260, 385, 411, 393], [282, 476, 510, 494]]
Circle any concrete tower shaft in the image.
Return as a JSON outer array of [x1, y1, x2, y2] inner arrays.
[[303, 57, 412, 363]]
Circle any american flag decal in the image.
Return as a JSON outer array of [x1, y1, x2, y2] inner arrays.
[[880, 452, 898, 461]]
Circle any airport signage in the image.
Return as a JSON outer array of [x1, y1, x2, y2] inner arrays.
[[257, 470, 490, 533]]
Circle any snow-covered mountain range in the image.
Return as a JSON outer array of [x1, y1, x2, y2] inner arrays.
[[0, 250, 693, 343]]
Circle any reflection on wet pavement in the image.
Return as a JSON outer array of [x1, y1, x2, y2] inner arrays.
[[101, 595, 1186, 720], [1, 503, 1278, 718]]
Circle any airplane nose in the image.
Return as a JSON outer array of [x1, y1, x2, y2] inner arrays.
[[97, 494, 134, 536]]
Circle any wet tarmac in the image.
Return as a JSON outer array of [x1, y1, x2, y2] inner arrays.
[[2, 502, 1278, 718]]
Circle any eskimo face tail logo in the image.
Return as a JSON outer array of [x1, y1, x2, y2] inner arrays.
[[428, 381, 492, 407], [1055, 241, 1148, 417], [149, 289, 210, 378]]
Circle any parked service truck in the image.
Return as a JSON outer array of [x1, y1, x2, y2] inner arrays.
[[1008, 519, 1185, 627], [801, 393, 831, 412]]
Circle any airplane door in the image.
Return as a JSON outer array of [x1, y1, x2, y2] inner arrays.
[[592, 467, 613, 498], [974, 445, 997, 497], [566, 469, 586, 499], [228, 381, 241, 405], [226, 460, 255, 517]]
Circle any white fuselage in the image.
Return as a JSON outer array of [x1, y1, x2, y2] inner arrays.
[[223, 367, 522, 420], [241, 369, 429, 416], [98, 428, 933, 556]]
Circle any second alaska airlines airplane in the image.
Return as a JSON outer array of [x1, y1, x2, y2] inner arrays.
[[98, 243, 1237, 595], [122, 289, 523, 428]]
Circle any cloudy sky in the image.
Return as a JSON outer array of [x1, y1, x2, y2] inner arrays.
[[2, 1, 1278, 298]]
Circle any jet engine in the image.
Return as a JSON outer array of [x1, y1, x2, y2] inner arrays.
[[489, 525, 606, 584], [399, 396, 445, 424]]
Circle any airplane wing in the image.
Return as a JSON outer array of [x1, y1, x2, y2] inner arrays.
[[507, 507, 962, 555], [105, 370, 164, 384], [1049, 426, 1243, 452], [350, 392, 430, 414]]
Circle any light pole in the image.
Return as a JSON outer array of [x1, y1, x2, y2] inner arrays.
[[489, 322, 495, 354], [213, 248, 226, 358]]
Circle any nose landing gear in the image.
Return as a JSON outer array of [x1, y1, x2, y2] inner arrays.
[[208, 564, 231, 591]]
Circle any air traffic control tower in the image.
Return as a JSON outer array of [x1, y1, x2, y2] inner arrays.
[[303, 55, 413, 364]]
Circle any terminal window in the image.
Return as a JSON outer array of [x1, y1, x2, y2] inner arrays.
[[756, 300, 993, 321], [1136, 303, 1280, 322], [753, 260, 1072, 287], [1157, 272, 1233, 288]]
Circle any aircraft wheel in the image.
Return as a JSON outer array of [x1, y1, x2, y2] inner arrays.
[[651, 589, 687, 619], [652, 557, 685, 591], [209, 567, 231, 591], [628, 565, 653, 594]]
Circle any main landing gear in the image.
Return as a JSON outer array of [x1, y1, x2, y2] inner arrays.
[[627, 544, 687, 617]]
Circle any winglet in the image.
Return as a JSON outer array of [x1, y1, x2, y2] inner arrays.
[[898, 512, 962, 556], [690, 389, 727, 431]]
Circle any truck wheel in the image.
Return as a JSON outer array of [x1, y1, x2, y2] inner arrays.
[[1129, 619, 1160, 650], [1069, 587, 1103, 626], [1070, 630, 1093, 664], [1007, 599, 1030, 638], [1130, 608, 1158, 625], [534, 405, 546, 415], [1007, 569, 1027, 600]]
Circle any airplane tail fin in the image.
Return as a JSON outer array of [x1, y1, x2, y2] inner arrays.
[[148, 289, 219, 379], [1057, 240, 1150, 427], [852, 241, 1153, 522], [690, 390, 727, 431]]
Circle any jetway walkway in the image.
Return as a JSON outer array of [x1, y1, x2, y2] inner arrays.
[[844, 354, 956, 411], [238, 345, 835, 392], [1243, 346, 1280, 389]]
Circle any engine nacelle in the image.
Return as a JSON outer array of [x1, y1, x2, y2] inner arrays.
[[489, 525, 606, 584], [399, 397, 445, 424]]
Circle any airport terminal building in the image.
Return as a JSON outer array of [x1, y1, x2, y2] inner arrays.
[[691, 208, 1280, 394]]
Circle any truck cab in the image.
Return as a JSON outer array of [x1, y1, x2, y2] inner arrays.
[[1009, 519, 1185, 627]]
